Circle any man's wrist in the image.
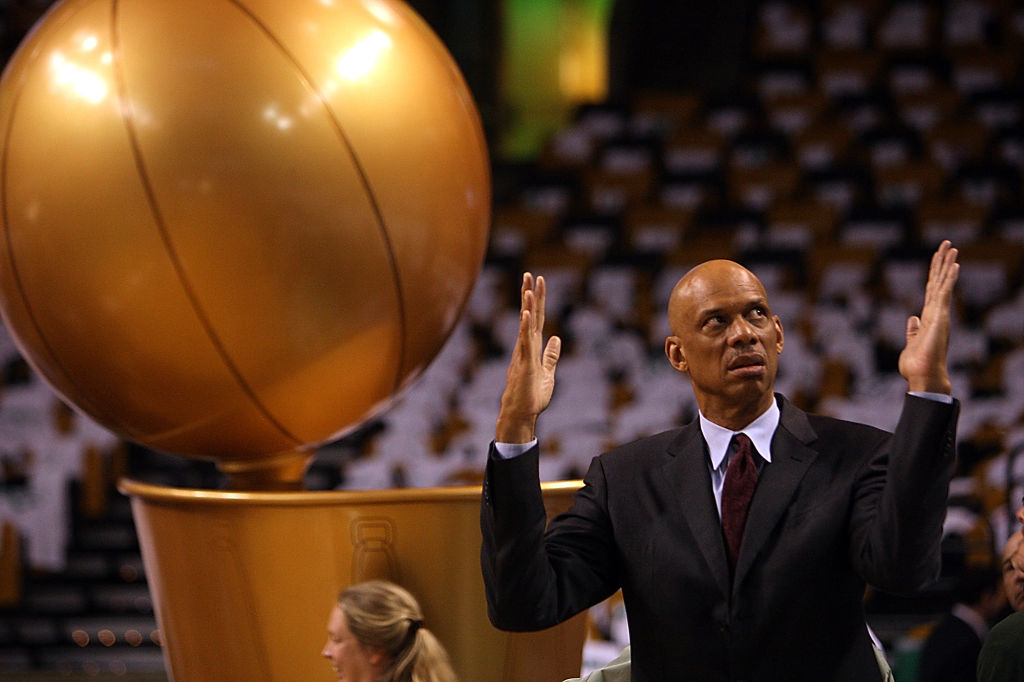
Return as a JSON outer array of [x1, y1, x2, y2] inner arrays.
[[494, 439, 537, 459], [495, 414, 537, 444], [906, 373, 952, 396]]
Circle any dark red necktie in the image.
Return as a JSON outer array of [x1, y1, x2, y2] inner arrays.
[[721, 433, 758, 572]]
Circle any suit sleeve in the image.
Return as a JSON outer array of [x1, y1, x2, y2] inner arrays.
[[848, 394, 959, 593], [480, 443, 620, 631]]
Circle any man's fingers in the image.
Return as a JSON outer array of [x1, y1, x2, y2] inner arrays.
[[543, 336, 561, 373], [932, 241, 959, 288], [515, 273, 552, 361], [517, 272, 549, 336], [930, 240, 949, 273], [515, 271, 553, 361], [905, 315, 920, 340], [535, 275, 547, 333], [922, 242, 959, 313], [518, 307, 532, 343], [942, 250, 960, 289]]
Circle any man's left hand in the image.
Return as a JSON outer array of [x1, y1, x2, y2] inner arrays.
[[899, 240, 960, 394]]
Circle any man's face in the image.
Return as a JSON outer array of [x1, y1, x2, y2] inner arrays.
[[321, 605, 384, 682], [1003, 531, 1024, 612], [665, 260, 784, 427]]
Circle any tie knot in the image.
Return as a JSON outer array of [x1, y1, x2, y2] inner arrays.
[[731, 432, 753, 458]]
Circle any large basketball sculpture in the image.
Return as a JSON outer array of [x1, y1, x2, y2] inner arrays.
[[0, 0, 586, 679], [0, 0, 489, 486]]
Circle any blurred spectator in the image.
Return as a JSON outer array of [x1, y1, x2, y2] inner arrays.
[[322, 580, 457, 682], [918, 564, 1004, 682], [977, 502, 1024, 681]]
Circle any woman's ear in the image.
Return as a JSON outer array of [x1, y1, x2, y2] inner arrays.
[[367, 647, 387, 670]]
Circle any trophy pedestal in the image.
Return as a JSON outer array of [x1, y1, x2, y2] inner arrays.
[[119, 479, 586, 681]]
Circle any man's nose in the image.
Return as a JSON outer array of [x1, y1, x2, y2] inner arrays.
[[727, 317, 757, 343]]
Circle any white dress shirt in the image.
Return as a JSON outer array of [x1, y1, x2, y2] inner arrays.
[[700, 399, 778, 516]]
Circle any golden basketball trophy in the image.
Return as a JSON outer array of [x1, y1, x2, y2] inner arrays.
[[0, 0, 585, 678]]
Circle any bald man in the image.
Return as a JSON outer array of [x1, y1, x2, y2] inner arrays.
[[481, 242, 961, 681], [1000, 505, 1024, 612], [976, 502, 1024, 681]]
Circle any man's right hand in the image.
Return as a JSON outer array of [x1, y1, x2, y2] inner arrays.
[[495, 273, 562, 444]]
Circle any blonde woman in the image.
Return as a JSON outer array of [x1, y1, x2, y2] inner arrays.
[[322, 580, 457, 682]]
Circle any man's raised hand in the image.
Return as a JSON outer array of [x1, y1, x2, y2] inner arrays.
[[495, 273, 562, 443], [899, 240, 960, 394]]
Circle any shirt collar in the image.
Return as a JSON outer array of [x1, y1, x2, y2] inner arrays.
[[700, 397, 780, 471]]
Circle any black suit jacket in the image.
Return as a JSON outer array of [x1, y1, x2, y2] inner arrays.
[[919, 611, 984, 682], [481, 394, 959, 681]]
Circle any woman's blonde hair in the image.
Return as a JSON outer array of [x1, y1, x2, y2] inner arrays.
[[338, 580, 458, 682]]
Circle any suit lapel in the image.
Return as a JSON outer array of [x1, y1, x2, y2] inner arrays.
[[733, 397, 819, 588], [662, 422, 731, 598]]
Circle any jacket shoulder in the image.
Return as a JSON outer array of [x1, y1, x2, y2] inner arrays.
[[597, 427, 690, 468], [804, 411, 890, 439]]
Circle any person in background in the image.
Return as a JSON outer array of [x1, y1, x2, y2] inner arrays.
[[322, 580, 457, 682], [1000, 508, 1024, 612], [976, 500, 1024, 681], [918, 563, 1005, 682]]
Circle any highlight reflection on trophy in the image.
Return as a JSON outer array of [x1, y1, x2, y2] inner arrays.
[[0, 0, 585, 678]]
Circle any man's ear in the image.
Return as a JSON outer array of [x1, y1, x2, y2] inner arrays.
[[773, 315, 784, 355], [665, 336, 688, 373]]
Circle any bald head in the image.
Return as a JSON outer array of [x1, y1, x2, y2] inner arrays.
[[668, 260, 769, 335]]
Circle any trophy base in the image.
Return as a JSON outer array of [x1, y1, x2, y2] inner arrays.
[[119, 478, 586, 681]]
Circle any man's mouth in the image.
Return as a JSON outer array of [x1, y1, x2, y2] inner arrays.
[[729, 354, 765, 375]]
